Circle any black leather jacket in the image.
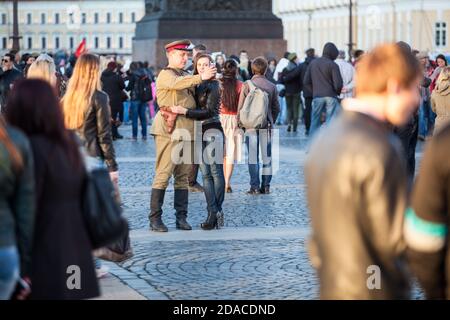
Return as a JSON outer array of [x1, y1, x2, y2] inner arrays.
[[186, 80, 222, 132], [77, 91, 118, 172], [306, 111, 411, 299]]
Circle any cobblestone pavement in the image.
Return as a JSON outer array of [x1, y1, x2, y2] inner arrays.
[[104, 123, 424, 300]]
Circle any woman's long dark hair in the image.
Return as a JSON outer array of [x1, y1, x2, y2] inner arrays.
[[5, 79, 82, 169], [220, 59, 239, 113]]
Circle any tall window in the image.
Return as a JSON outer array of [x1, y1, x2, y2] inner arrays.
[[27, 13, 32, 25], [82, 13, 86, 24], [42, 37, 47, 49], [94, 13, 99, 24], [119, 12, 123, 24], [119, 36, 123, 49], [55, 37, 60, 49], [435, 22, 447, 47], [95, 37, 99, 49], [107, 13, 111, 24], [28, 37, 33, 49], [1, 13, 6, 25], [2, 37, 7, 49], [55, 13, 60, 24], [41, 13, 46, 25], [106, 36, 111, 49], [131, 12, 136, 23], [69, 37, 74, 50]]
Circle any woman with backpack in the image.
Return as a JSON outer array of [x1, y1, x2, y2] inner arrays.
[[170, 53, 225, 230]]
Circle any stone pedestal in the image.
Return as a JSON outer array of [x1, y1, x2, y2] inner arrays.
[[133, 0, 287, 69]]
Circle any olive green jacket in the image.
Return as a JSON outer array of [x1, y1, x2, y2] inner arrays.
[[151, 68, 202, 141]]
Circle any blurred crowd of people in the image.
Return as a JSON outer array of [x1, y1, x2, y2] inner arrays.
[[0, 37, 449, 301]]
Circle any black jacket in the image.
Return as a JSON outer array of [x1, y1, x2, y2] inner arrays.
[[29, 135, 99, 300], [306, 111, 410, 299], [407, 124, 450, 299], [126, 68, 148, 101], [0, 125, 35, 276], [280, 61, 302, 95], [304, 43, 343, 98], [101, 69, 126, 111], [300, 57, 316, 98], [0, 68, 23, 113], [77, 90, 118, 172], [186, 80, 222, 133]]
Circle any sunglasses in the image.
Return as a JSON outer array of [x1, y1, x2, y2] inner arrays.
[[2, 59, 11, 63]]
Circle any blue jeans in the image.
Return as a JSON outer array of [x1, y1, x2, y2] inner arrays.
[[130, 100, 148, 138], [0, 246, 19, 300], [418, 99, 435, 137], [199, 136, 225, 214], [310, 97, 341, 137], [246, 129, 272, 190]]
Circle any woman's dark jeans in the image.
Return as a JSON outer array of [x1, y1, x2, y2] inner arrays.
[[199, 134, 225, 214]]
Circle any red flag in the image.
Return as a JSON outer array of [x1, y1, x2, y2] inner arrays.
[[75, 38, 87, 58]]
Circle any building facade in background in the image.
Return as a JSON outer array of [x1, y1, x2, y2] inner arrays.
[[274, 0, 449, 59], [0, 0, 145, 56]]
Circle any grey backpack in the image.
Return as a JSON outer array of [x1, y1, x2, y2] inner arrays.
[[239, 80, 269, 129]]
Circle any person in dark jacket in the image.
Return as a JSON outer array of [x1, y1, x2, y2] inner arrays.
[[171, 53, 225, 230], [304, 42, 343, 137], [6, 79, 99, 300], [393, 41, 420, 183], [0, 53, 23, 113], [265, 58, 277, 84], [0, 117, 34, 300], [127, 62, 150, 140], [280, 52, 303, 132], [301, 48, 316, 135], [306, 44, 421, 299], [102, 62, 126, 140], [405, 123, 450, 299]]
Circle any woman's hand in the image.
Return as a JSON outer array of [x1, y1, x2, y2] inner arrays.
[[170, 106, 188, 115], [201, 66, 217, 80], [14, 277, 31, 300]]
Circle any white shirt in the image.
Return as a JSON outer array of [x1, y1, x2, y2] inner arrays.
[[335, 58, 355, 99]]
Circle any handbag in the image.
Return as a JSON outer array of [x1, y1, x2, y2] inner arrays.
[[81, 155, 128, 250]]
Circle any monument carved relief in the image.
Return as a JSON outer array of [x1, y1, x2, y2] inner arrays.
[[146, 0, 272, 13]]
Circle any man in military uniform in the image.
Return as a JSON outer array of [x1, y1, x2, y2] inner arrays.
[[150, 39, 216, 232]]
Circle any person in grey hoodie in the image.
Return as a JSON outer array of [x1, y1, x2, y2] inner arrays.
[[304, 42, 343, 137]]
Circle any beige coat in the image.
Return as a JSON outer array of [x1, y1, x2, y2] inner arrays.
[[431, 80, 450, 134], [151, 68, 202, 141]]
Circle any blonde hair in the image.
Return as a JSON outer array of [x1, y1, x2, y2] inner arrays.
[[355, 43, 421, 96], [62, 53, 101, 129], [27, 54, 57, 87], [436, 66, 450, 88]]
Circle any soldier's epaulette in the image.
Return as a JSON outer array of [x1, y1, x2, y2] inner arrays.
[[163, 67, 186, 77]]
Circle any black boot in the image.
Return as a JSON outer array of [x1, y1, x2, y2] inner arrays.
[[149, 189, 168, 232], [174, 189, 192, 230], [201, 212, 218, 230]]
